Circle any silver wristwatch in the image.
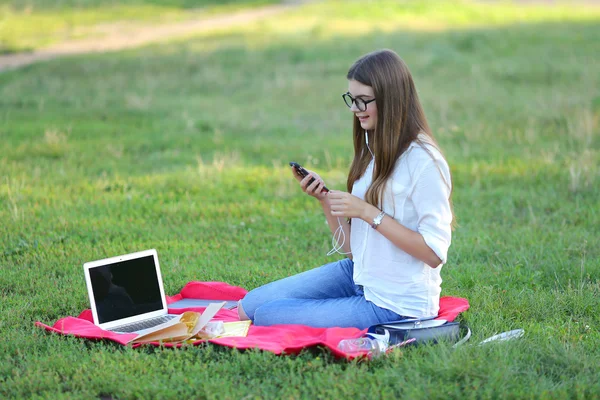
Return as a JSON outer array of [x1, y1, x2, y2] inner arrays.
[[371, 211, 386, 229]]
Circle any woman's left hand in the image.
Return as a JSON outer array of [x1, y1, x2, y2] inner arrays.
[[327, 190, 367, 219]]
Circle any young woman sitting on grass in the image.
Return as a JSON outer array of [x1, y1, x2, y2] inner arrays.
[[238, 49, 454, 329]]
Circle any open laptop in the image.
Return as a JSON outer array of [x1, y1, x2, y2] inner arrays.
[[83, 249, 177, 334]]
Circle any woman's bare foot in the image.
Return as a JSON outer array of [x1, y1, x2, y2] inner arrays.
[[237, 300, 250, 321]]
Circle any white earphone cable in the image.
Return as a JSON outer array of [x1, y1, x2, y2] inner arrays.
[[365, 130, 374, 158], [327, 217, 352, 256]]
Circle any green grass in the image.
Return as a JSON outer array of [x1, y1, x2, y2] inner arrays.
[[1, 0, 600, 398], [0, 0, 282, 53]]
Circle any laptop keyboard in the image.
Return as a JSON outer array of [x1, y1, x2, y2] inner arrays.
[[111, 315, 175, 333]]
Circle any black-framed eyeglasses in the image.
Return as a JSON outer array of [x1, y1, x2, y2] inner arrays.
[[342, 92, 376, 112]]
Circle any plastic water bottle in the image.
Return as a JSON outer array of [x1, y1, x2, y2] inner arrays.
[[337, 334, 388, 357]]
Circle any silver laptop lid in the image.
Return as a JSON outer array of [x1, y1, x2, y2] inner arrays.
[[83, 249, 169, 330]]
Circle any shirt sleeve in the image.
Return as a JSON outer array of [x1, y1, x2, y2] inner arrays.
[[410, 156, 453, 266]]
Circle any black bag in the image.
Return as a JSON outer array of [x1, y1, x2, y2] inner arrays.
[[367, 318, 470, 347]]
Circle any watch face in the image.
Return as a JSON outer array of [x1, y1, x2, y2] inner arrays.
[[371, 211, 385, 229]]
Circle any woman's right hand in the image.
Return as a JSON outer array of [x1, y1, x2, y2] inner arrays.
[[291, 167, 328, 201]]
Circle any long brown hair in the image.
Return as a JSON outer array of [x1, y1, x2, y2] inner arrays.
[[346, 49, 454, 225]]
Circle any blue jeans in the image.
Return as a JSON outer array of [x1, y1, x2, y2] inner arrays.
[[240, 258, 406, 329]]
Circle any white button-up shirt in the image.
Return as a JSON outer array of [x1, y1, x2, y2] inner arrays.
[[350, 136, 453, 318]]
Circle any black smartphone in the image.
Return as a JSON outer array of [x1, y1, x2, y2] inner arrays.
[[289, 162, 329, 192]]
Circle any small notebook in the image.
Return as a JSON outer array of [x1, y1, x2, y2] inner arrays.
[[168, 299, 238, 310]]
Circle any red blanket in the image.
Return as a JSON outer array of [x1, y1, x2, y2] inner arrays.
[[36, 281, 469, 359]]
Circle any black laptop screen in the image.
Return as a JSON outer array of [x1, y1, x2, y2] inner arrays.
[[89, 255, 163, 324]]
